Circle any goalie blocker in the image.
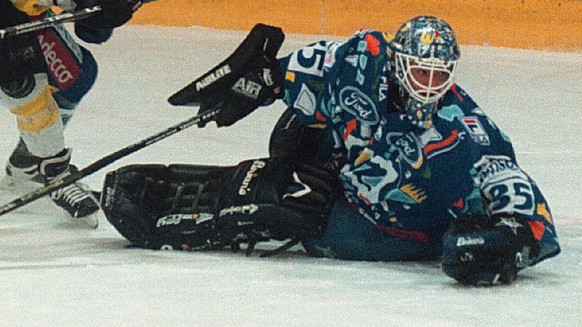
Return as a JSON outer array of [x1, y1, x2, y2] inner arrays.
[[100, 158, 340, 252]]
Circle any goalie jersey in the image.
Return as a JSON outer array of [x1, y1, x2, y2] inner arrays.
[[277, 30, 560, 264]]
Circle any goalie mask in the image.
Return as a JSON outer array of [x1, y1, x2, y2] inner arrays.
[[389, 16, 460, 129]]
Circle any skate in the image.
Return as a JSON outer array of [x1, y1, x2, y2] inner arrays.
[[39, 149, 100, 227], [4, 139, 43, 188], [3, 143, 100, 227]]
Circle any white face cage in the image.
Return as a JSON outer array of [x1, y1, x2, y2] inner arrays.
[[395, 51, 458, 104]]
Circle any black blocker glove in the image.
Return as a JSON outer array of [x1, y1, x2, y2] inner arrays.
[[197, 55, 283, 127], [167, 24, 286, 127], [442, 214, 540, 286]]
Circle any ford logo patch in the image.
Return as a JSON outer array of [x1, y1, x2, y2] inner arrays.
[[339, 86, 379, 124]]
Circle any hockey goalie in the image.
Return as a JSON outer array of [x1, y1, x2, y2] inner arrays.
[[100, 17, 560, 286]]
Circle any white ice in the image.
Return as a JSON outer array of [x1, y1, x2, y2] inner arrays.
[[0, 25, 581, 326]]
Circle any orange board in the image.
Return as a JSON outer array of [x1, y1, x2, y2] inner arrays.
[[131, 0, 581, 52]]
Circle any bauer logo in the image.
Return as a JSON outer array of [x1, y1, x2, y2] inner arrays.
[[155, 213, 214, 227], [456, 236, 485, 247], [238, 160, 266, 195], [219, 204, 259, 217], [156, 214, 194, 227], [339, 87, 379, 124], [195, 64, 232, 91]]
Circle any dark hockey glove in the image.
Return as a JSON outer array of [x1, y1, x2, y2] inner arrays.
[[75, 0, 142, 29], [0, 2, 47, 98], [74, 23, 113, 44], [197, 56, 283, 127], [442, 214, 540, 286], [167, 24, 285, 127]]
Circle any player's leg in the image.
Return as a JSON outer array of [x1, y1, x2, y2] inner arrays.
[[5, 10, 99, 183], [1, 5, 99, 219], [302, 197, 443, 261]]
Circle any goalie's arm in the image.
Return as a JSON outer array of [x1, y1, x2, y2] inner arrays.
[[441, 156, 561, 286], [168, 24, 345, 128]]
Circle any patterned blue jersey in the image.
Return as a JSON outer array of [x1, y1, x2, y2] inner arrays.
[[278, 30, 560, 264]]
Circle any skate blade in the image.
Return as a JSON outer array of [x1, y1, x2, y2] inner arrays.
[[1, 175, 100, 229], [63, 212, 100, 229]]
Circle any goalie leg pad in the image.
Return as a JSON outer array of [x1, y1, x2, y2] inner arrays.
[[101, 164, 229, 250], [215, 158, 339, 245], [101, 158, 340, 251]]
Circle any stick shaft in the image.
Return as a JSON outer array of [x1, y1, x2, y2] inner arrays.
[[0, 108, 220, 217], [0, 6, 101, 39]]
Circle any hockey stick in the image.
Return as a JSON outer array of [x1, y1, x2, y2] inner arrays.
[[0, 6, 102, 39], [0, 108, 221, 217], [0, 23, 283, 217]]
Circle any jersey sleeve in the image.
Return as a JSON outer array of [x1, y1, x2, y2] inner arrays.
[[278, 40, 345, 127], [473, 155, 560, 264], [460, 99, 561, 264], [442, 86, 560, 264], [278, 30, 392, 130]]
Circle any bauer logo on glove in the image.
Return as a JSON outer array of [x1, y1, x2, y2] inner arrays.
[[442, 214, 540, 286]]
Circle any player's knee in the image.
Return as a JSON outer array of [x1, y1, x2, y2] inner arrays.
[[4, 74, 55, 122], [269, 107, 327, 162], [6, 75, 65, 157]]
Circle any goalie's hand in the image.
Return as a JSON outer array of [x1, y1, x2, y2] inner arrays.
[[441, 214, 540, 286], [75, 0, 142, 29], [197, 55, 283, 127]]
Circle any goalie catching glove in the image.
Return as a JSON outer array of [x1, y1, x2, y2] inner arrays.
[[100, 158, 340, 252], [442, 214, 540, 286]]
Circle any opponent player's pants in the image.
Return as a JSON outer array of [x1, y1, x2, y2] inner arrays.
[[1, 8, 97, 158], [36, 17, 98, 126]]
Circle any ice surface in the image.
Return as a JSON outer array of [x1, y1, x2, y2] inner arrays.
[[0, 25, 580, 326]]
